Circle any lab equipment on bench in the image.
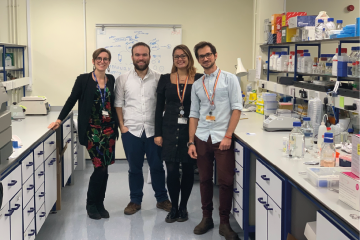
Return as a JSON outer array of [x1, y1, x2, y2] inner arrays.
[[21, 96, 50, 115], [288, 122, 305, 158], [10, 102, 25, 119], [263, 110, 300, 132]]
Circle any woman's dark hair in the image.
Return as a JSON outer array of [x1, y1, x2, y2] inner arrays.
[[92, 48, 112, 61]]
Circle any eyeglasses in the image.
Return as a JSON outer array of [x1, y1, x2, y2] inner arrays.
[[174, 54, 188, 60], [199, 52, 213, 60], [96, 57, 110, 63]]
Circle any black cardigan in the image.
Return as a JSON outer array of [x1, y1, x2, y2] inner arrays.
[[58, 73, 119, 146]]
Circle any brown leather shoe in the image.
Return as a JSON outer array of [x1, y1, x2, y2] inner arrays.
[[219, 223, 240, 240], [193, 217, 214, 235], [124, 202, 141, 215], [156, 200, 172, 212]]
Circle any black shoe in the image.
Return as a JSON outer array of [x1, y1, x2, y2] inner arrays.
[[96, 202, 110, 218], [165, 208, 179, 223], [177, 208, 188, 222], [86, 204, 101, 220]]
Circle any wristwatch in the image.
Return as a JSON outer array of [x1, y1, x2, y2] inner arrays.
[[187, 142, 195, 148]]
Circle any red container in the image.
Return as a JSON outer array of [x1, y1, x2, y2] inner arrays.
[[277, 31, 282, 43], [276, 16, 283, 31], [285, 12, 307, 26]]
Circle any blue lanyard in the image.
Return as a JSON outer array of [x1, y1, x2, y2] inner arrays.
[[93, 72, 107, 110]]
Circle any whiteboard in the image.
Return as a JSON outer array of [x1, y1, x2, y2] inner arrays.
[[96, 26, 182, 79]]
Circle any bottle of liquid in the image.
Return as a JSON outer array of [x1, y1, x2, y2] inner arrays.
[[312, 57, 318, 74], [318, 55, 328, 74], [277, 51, 288, 71], [336, 20, 343, 30], [289, 122, 305, 158], [276, 52, 283, 71], [269, 52, 275, 70], [331, 124, 341, 144], [316, 19, 325, 40], [325, 62, 332, 75], [301, 117, 314, 150], [288, 51, 295, 72], [308, 95, 323, 136], [347, 128, 354, 143], [298, 53, 304, 72], [272, 52, 280, 70], [320, 136, 336, 167], [338, 49, 350, 77], [348, 47, 357, 77], [303, 53, 313, 73], [332, 48, 347, 76], [317, 121, 327, 149], [325, 18, 336, 39]]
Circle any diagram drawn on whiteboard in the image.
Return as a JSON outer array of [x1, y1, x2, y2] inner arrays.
[[97, 27, 182, 79]]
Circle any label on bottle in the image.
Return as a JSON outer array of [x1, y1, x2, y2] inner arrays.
[[357, 144, 360, 155], [347, 62, 353, 76]]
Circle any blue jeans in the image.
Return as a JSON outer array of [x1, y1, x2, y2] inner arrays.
[[121, 131, 168, 205]]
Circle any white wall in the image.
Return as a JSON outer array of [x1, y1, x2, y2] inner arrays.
[[29, 0, 254, 159]]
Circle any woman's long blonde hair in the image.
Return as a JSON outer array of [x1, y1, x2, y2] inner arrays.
[[171, 44, 197, 77]]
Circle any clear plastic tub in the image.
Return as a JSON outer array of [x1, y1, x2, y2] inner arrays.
[[262, 93, 277, 101], [306, 167, 351, 188], [264, 101, 278, 109]]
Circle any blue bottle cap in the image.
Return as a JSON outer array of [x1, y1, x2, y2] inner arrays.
[[281, 51, 287, 55], [304, 50, 309, 53], [318, 19, 324, 23], [303, 117, 310, 121], [348, 128, 354, 133], [324, 132, 333, 138], [293, 122, 301, 127], [266, 61, 268, 63], [324, 137, 333, 143], [337, 20, 343, 23], [328, 18, 334, 22], [304, 53, 310, 56]]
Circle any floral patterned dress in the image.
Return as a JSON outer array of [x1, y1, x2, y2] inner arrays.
[[86, 86, 116, 168]]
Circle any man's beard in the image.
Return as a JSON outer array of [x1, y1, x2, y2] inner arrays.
[[133, 61, 149, 71], [201, 61, 215, 70]]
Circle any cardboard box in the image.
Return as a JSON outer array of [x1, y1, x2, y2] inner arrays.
[[339, 172, 360, 211], [285, 12, 307, 26], [352, 134, 360, 177], [271, 13, 283, 25], [276, 16, 283, 31], [271, 25, 277, 34], [281, 27, 297, 42], [282, 15, 287, 27], [289, 15, 316, 29], [277, 31, 282, 44]]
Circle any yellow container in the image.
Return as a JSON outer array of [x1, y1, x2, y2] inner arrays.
[[256, 98, 264, 105], [249, 92, 257, 101], [256, 104, 264, 115], [282, 15, 287, 27]]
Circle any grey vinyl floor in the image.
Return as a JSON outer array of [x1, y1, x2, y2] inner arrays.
[[35, 161, 244, 240]]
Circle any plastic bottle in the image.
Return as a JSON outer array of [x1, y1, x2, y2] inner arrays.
[[277, 51, 288, 71], [331, 124, 341, 144], [272, 52, 280, 70], [312, 57, 318, 74], [316, 19, 325, 40], [288, 51, 295, 72], [332, 48, 347, 76], [298, 53, 304, 72], [325, 62, 332, 75], [336, 20, 343, 30], [308, 95, 323, 137], [303, 53, 313, 73], [317, 55, 328, 74], [320, 137, 336, 167], [269, 52, 275, 70], [347, 47, 357, 77], [356, 61, 360, 77], [325, 18, 336, 39], [289, 122, 305, 158], [317, 118, 327, 149], [347, 128, 354, 143], [276, 52, 282, 71], [301, 117, 314, 150], [295, 50, 304, 72]]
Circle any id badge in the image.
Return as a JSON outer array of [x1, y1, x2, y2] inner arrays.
[[178, 118, 188, 124], [102, 110, 109, 116], [206, 115, 216, 122]]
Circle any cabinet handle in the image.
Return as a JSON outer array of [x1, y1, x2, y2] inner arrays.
[[27, 208, 35, 213], [8, 180, 17, 186], [234, 168, 240, 173], [264, 204, 273, 211], [37, 151, 44, 156], [234, 149, 240, 153], [38, 171, 44, 176], [74, 141, 77, 144], [67, 139, 71, 143], [27, 184, 34, 190], [39, 212, 46, 217], [75, 162, 78, 165], [48, 159, 56, 165], [74, 152, 77, 154], [261, 175, 270, 181], [26, 162, 34, 167], [257, 197, 266, 204], [74, 131, 77, 133], [5, 209, 14, 216], [12, 204, 20, 211], [28, 229, 36, 236], [233, 188, 240, 193], [38, 192, 45, 198], [66, 124, 70, 127], [49, 141, 55, 145], [233, 208, 240, 213]]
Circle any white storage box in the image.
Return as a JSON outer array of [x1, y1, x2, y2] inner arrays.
[[351, 134, 360, 177], [339, 172, 360, 211], [306, 167, 351, 188], [262, 93, 277, 101]]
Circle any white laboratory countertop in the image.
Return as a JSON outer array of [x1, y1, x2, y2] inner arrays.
[[0, 111, 63, 175], [233, 112, 360, 233]]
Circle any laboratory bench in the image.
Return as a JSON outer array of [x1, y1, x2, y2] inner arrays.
[[231, 112, 360, 240], [0, 111, 81, 240]]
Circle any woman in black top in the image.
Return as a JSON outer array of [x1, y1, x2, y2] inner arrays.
[[48, 48, 119, 220], [154, 44, 203, 223]]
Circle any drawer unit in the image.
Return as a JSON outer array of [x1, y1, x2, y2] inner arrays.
[[24, 218, 36, 240], [33, 143, 44, 170], [35, 183, 45, 213], [62, 119, 71, 138], [316, 212, 350, 240], [233, 182, 243, 209], [0, 111, 11, 133], [1, 165, 21, 208], [234, 141, 244, 167], [256, 184, 268, 240], [34, 163, 45, 191], [21, 152, 34, 184], [234, 163, 243, 187], [36, 203, 46, 234], [256, 159, 283, 207], [0, 204, 11, 240], [0, 126, 12, 149], [232, 198, 243, 229], [267, 197, 282, 240], [22, 175, 34, 208], [45, 154, 57, 216], [23, 197, 35, 232], [0, 141, 13, 164], [43, 133, 56, 161], [10, 190, 23, 240]]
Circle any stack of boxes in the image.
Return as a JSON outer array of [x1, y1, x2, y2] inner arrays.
[[339, 134, 360, 211], [281, 12, 307, 43], [256, 93, 264, 115]]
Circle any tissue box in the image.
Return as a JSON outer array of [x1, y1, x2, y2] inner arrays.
[[281, 27, 297, 42], [271, 14, 283, 24], [352, 134, 360, 177], [339, 172, 360, 211], [276, 16, 283, 31], [284, 12, 307, 26], [289, 15, 316, 29], [277, 31, 282, 43]]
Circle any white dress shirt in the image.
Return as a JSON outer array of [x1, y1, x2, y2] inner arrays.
[[114, 68, 161, 138]]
